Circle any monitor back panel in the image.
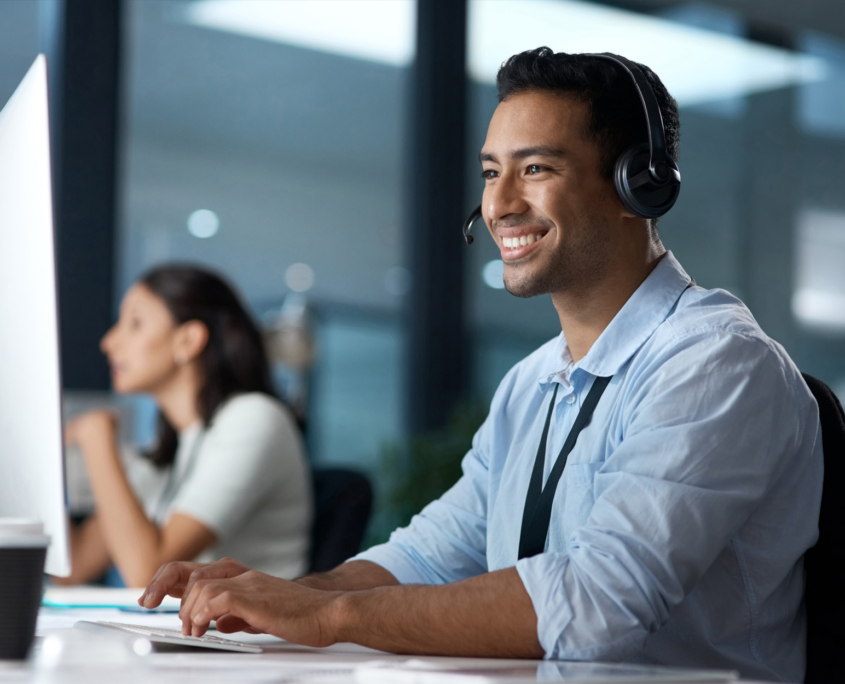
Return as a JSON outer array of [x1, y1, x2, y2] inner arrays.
[[0, 55, 69, 577]]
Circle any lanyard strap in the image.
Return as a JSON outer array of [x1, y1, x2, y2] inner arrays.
[[518, 375, 613, 560]]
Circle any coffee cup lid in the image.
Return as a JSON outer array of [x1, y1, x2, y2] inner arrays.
[[0, 518, 49, 547]]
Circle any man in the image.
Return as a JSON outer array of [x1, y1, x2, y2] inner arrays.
[[140, 49, 822, 682]]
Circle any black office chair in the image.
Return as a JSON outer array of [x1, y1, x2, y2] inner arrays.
[[309, 468, 373, 573], [802, 374, 845, 684]]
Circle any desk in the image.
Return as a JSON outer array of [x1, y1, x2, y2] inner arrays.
[[0, 607, 767, 684]]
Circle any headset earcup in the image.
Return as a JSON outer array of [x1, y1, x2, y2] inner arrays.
[[614, 143, 681, 219]]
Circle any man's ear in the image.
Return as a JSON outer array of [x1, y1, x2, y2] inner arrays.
[[174, 320, 209, 365]]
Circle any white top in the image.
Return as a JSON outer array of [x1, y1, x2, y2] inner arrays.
[[130, 393, 312, 579]]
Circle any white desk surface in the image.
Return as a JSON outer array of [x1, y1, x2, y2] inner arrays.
[[0, 605, 770, 684]]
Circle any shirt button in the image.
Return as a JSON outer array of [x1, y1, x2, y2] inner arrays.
[[566, 394, 576, 404]]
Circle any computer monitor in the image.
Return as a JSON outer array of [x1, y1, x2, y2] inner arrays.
[[0, 55, 70, 577]]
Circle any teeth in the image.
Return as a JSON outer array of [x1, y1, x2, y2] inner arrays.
[[502, 234, 542, 250]]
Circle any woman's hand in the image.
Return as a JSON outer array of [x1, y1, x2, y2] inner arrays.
[[65, 410, 119, 454]]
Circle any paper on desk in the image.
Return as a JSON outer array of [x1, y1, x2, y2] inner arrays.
[[43, 586, 181, 610]]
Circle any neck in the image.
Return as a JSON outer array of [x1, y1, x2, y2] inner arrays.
[[551, 239, 666, 363], [152, 365, 204, 432]]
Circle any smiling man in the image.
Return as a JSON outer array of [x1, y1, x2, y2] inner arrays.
[[140, 49, 822, 682]]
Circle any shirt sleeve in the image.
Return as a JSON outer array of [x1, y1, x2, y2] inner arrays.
[[167, 394, 305, 539], [516, 331, 821, 661], [352, 412, 496, 585]]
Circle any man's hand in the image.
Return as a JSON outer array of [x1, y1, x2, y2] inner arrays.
[[141, 560, 541, 658], [139, 557, 251, 608], [178, 570, 339, 646]]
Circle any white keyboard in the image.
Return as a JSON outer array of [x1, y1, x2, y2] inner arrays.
[[73, 620, 263, 653]]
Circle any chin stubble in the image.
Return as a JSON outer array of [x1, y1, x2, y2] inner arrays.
[[503, 213, 611, 299]]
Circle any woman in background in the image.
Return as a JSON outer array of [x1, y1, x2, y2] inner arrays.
[[60, 264, 312, 587]]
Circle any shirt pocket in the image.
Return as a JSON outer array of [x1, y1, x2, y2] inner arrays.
[[561, 461, 603, 535]]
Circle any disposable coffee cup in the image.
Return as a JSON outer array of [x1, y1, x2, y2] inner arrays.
[[0, 519, 49, 660]]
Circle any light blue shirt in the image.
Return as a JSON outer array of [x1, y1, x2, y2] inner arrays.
[[355, 252, 822, 682]]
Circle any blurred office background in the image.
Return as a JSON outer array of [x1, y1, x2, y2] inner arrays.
[[2, 0, 845, 539]]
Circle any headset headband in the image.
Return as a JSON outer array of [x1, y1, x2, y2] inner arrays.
[[586, 53, 672, 180]]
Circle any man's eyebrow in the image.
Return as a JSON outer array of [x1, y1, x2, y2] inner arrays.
[[478, 146, 566, 163], [511, 145, 567, 160]]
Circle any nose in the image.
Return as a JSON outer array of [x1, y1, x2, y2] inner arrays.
[[100, 324, 117, 355], [483, 171, 529, 227]]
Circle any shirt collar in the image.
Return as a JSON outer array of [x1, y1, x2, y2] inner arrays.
[[538, 251, 692, 388]]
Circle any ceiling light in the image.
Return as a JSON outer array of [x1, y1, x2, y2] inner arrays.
[[467, 0, 827, 107], [182, 0, 415, 67], [187, 209, 219, 238], [482, 260, 505, 289], [793, 209, 845, 332], [183, 0, 827, 107], [793, 289, 845, 332], [285, 263, 315, 292]]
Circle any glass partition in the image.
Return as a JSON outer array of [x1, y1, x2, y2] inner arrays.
[[120, 0, 415, 469]]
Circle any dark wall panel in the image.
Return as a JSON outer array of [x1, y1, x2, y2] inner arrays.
[[54, 0, 121, 389], [407, 0, 469, 434]]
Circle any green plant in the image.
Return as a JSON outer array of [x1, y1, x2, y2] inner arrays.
[[365, 403, 489, 547]]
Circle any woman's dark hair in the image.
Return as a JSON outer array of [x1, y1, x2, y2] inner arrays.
[[496, 47, 680, 237], [139, 264, 276, 467]]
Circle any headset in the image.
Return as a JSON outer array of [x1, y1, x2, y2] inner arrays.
[[462, 52, 681, 245]]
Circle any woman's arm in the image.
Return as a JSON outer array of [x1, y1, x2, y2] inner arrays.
[[51, 515, 111, 585], [67, 411, 217, 587]]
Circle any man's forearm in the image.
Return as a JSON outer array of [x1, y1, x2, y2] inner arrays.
[[331, 566, 543, 658], [297, 560, 400, 591]]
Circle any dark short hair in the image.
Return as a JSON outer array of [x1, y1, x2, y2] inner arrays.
[[496, 47, 679, 234], [139, 264, 278, 467]]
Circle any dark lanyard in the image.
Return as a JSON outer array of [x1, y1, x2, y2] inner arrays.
[[518, 375, 613, 560]]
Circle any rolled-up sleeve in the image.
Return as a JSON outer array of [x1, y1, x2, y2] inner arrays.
[[353, 415, 495, 585], [517, 332, 819, 660]]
